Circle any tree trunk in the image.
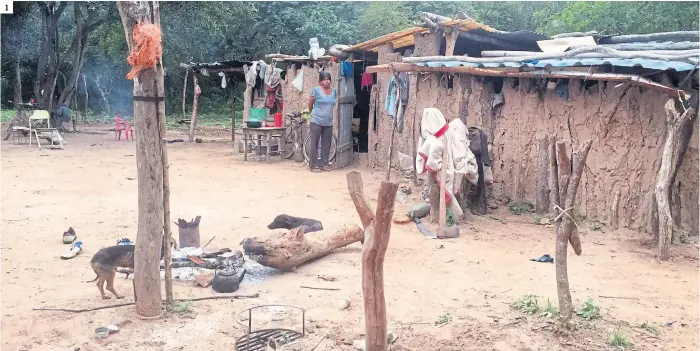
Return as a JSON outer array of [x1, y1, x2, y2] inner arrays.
[[535, 137, 550, 214], [231, 80, 237, 142], [609, 189, 621, 230], [240, 225, 364, 271], [555, 139, 592, 328], [656, 99, 697, 260], [117, 1, 166, 318], [82, 74, 89, 123], [35, 2, 65, 110], [346, 171, 398, 351], [182, 69, 189, 120], [177, 216, 201, 248], [14, 57, 22, 106], [189, 74, 200, 142]]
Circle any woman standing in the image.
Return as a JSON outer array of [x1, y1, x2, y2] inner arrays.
[[307, 71, 337, 172]]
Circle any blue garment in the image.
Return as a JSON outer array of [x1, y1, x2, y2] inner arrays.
[[385, 76, 397, 117], [310, 86, 336, 127], [341, 61, 353, 77]]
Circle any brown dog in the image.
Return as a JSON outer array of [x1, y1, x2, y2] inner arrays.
[[86, 245, 135, 299], [86, 237, 177, 299]]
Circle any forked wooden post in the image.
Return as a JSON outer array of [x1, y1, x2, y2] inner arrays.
[[346, 171, 398, 351]]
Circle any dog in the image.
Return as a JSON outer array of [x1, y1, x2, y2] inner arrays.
[[86, 237, 176, 299], [267, 214, 323, 234]]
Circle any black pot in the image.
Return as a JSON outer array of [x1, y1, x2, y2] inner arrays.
[[246, 121, 262, 128], [212, 265, 245, 293]]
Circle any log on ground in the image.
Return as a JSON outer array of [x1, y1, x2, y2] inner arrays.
[[240, 225, 364, 271]]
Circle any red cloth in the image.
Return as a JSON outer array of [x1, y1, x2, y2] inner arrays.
[[361, 72, 373, 90], [265, 86, 277, 108]]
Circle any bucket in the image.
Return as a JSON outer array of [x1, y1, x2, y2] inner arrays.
[[249, 108, 266, 122], [273, 113, 283, 127]]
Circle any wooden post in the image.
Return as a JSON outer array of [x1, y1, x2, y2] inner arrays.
[[346, 171, 398, 351], [152, 0, 172, 306], [656, 99, 697, 260], [556, 140, 570, 207], [117, 1, 165, 318], [444, 27, 459, 56], [243, 65, 251, 122], [188, 73, 199, 142], [609, 189, 621, 230], [535, 137, 550, 214], [182, 69, 188, 120], [438, 134, 448, 233], [231, 79, 237, 142], [548, 136, 560, 215], [555, 139, 592, 328]]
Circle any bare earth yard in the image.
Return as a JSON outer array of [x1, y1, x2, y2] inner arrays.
[[1, 127, 698, 350]]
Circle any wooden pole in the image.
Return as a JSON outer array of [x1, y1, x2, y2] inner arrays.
[[117, 0, 165, 318], [444, 27, 459, 56], [188, 73, 199, 142], [230, 79, 236, 142], [535, 137, 550, 214], [555, 139, 592, 328], [182, 69, 188, 120], [346, 171, 398, 351], [438, 133, 448, 233], [242, 65, 252, 122], [656, 99, 697, 260]]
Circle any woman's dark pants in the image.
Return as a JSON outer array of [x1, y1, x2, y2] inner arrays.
[[309, 122, 332, 169]]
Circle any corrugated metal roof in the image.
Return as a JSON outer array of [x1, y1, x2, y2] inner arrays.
[[416, 58, 697, 71]]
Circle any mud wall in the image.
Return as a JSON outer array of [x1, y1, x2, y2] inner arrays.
[[369, 73, 699, 233]]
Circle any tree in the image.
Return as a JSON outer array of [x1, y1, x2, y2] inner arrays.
[[117, 0, 167, 318], [357, 2, 412, 41]]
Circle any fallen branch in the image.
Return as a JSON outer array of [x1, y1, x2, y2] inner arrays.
[[241, 225, 364, 271], [33, 293, 260, 313], [598, 295, 639, 300], [300, 285, 340, 291], [201, 236, 216, 250]]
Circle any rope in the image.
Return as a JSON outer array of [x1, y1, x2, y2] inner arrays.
[[553, 205, 579, 228], [126, 23, 163, 80]]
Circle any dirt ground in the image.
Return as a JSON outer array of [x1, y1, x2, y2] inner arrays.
[[1, 126, 698, 351]]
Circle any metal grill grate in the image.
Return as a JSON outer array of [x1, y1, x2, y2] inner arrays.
[[235, 328, 304, 351]]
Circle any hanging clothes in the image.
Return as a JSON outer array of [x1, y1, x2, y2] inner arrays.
[[246, 60, 266, 87], [292, 70, 304, 92], [385, 76, 397, 117], [361, 72, 373, 90], [264, 67, 283, 89], [265, 86, 277, 108], [415, 108, 479, 218], [341, 61, 353, 78]]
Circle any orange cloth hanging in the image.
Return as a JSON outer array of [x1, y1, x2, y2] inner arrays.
[[126, 23, 162, 80]]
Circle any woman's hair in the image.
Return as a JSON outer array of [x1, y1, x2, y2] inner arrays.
[[318, 71, 331, 82]]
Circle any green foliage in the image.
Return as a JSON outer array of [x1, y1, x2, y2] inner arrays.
[[540, 299, 559, 318], [576, 298, 601, 321], [609, 329, 632, 348], [356, 2, 413, 41], [2, 1, 698, 116], [167, 299, 193, 314], [1, 109, 16, 123], [434, 312, 452, 326], [509, 202, 534, 215], [510, 294, 540, 315], [446, 208, 455, 226], [640, 321, 660, 335]]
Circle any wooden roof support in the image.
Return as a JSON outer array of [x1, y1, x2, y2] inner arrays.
[[366, 63, 689, 98]]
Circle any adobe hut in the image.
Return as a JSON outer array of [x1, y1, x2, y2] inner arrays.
[[340, 13, 699, 240]]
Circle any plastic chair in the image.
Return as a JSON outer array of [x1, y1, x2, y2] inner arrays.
[[114, 116, 133, 141]]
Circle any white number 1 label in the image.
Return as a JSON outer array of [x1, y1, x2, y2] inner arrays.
[[0, 1, 13, 14]]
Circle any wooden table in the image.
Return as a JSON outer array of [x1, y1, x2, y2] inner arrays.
[[241, 127, 286, 163]]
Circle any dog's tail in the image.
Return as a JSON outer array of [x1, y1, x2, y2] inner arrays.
[[85, 274, 99, 283]]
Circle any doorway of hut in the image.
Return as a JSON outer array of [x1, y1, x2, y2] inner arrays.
[[352, 60, 375, 154]]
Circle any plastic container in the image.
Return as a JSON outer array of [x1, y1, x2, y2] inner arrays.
[[249, 108, 266, 122], [273, 113, 283, 127]]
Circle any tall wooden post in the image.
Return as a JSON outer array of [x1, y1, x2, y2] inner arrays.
[[231, 80, 237, 142], [188, 73, 199, 142], [117, 1, 165, 318], [347, 172, 398, 351], [242, 65, 252, 122]]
